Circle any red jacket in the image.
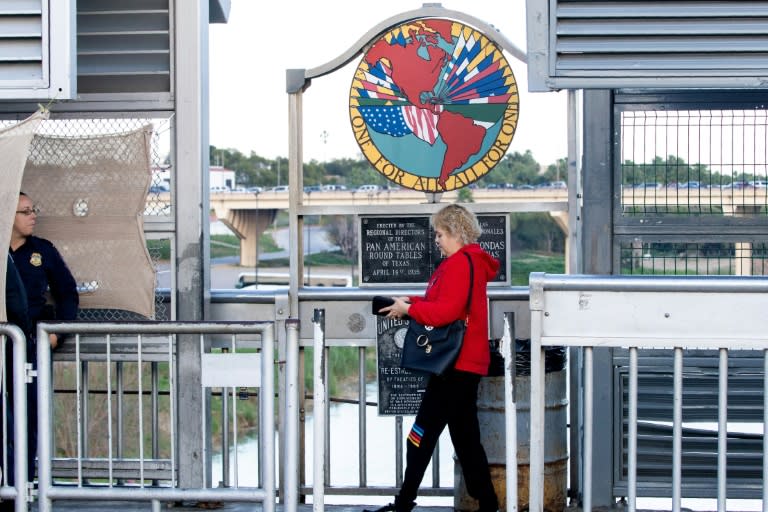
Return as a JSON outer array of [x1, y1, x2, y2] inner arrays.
[[408, 243, 500, 375]]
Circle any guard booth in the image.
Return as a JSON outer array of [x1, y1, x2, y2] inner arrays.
[[0, 3, 571, 511], [527, 0, 768, 506], [0, 0, 231, 493]]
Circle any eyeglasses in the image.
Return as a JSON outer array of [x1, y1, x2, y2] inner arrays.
[[15, 206, 40, 216]]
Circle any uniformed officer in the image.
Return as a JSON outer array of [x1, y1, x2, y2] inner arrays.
[[10, 192, 79, 349], [8, 192, 79, 487]]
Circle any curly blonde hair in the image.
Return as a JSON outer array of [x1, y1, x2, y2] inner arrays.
[[432, 204, 481, 245]]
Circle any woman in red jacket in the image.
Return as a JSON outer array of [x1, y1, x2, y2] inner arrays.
[[376, 204, 500, 512]]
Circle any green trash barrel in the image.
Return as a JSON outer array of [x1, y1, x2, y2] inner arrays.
[[455, 340, 568, 512]]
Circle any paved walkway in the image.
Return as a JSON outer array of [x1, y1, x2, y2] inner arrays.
[[19, 501, 731, 512]]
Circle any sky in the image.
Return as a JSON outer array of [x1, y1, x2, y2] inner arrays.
[[208, 1, 568, 167]]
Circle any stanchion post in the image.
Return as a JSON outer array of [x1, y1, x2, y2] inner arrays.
[[312, 310, 326, 512], [503, 312, 518, 512], [283, 319, 300, 512]]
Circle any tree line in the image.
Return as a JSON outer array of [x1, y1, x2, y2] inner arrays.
[[622, 155, 764, 186], [210, 144, 766, 189], [209, 145, 570, 257], [209, 145, 568, 189]]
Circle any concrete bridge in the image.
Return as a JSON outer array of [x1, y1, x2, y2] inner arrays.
[[150, 186, 766, 267], [620, 185, 768, 214], [207, 188, 570, 266]]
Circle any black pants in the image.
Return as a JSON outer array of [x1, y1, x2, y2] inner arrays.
[[397, 369, 497, 509]]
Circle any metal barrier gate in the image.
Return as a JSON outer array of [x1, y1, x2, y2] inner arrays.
[[35, 321, 275, 512], [0, 324, 31, 512], [529, 272, 768, 512]]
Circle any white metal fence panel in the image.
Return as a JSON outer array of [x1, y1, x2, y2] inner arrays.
[[529, 272, 768, 512]]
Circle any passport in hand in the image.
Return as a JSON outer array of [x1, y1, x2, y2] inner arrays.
[[372, 296, 395, 316]]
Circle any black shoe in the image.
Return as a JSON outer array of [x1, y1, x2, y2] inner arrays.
[[363, 504, 395, 512], [477, 498, 499, 512], [363, 501, 416, 512], [394, 499, 416, 512]]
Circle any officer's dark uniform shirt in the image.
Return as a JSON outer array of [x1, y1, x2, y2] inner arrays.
[[10, 235, 78, 333], [5, 253, 30, 335]]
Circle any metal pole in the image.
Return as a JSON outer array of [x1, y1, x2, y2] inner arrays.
[[583, 347, 593, 512], [358, 347, 367, 486], [8, 326, 28, 512], [763, 350, 768, 512], [221, 347, 230, 487], [36, 325, 50, 512], [262, 323, 277, 512], [312, 309, 326, 512], [672, 347, 683, 512], [283, 319, 300, 512], [628, 348, 637, 512], [717, 348, 728, 512], [529, 310, 545, 512], [503, 312, 517, 512]]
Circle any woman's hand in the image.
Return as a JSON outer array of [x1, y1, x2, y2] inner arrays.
[[379, 296, 411, 319]]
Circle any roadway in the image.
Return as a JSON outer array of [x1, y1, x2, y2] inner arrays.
[[208, 187, 569, 210], [158, 226, 345, 289]]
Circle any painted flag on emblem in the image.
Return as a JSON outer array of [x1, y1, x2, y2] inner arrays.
[[401, 105, 441, 145], [358, 106, 412, 137]]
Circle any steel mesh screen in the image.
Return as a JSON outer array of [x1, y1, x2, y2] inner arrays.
[[620, 110, 768, 216], [619, 242, 768, 276]]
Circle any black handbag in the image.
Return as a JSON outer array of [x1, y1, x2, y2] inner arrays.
[[401, 253, 473, 375]]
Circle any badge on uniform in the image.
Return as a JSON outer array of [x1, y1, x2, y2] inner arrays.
[[30, 252, 42, 267]]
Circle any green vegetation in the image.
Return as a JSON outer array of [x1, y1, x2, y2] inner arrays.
[[146, 239, 171, 260], [621, 154, 766, 187], [53, 361, 174, 459], [510, 251, 566, 285], [209, 145, 566, 190], [258, 250, 352, 268], [303, 346, 377, 398], [147, 232, 280, 261]]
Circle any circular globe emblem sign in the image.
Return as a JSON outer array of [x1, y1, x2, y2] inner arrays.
[[349, 18, 519, 192]]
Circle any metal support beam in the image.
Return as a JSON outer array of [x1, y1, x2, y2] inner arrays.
[[580, 89, 614, 507], [174, 0, 210, 488]]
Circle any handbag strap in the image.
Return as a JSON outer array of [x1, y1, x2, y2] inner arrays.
[[463, 252, 474, 320]]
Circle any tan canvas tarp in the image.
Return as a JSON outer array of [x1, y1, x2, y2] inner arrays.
[[21, 125, 156, 319], [0, 110, 48, 323]]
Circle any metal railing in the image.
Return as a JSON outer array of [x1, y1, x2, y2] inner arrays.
[[529, 272, 768, 512], [0, 324, 31, 512], [307, 302, 527, 512], [35, 321, 275, 512], [4, 288, 535, 511]]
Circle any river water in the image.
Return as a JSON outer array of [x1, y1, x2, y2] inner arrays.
[[212, 384, 455, 506]]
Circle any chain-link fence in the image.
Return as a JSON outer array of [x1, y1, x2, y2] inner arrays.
[[2, 115, 173, 320]]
